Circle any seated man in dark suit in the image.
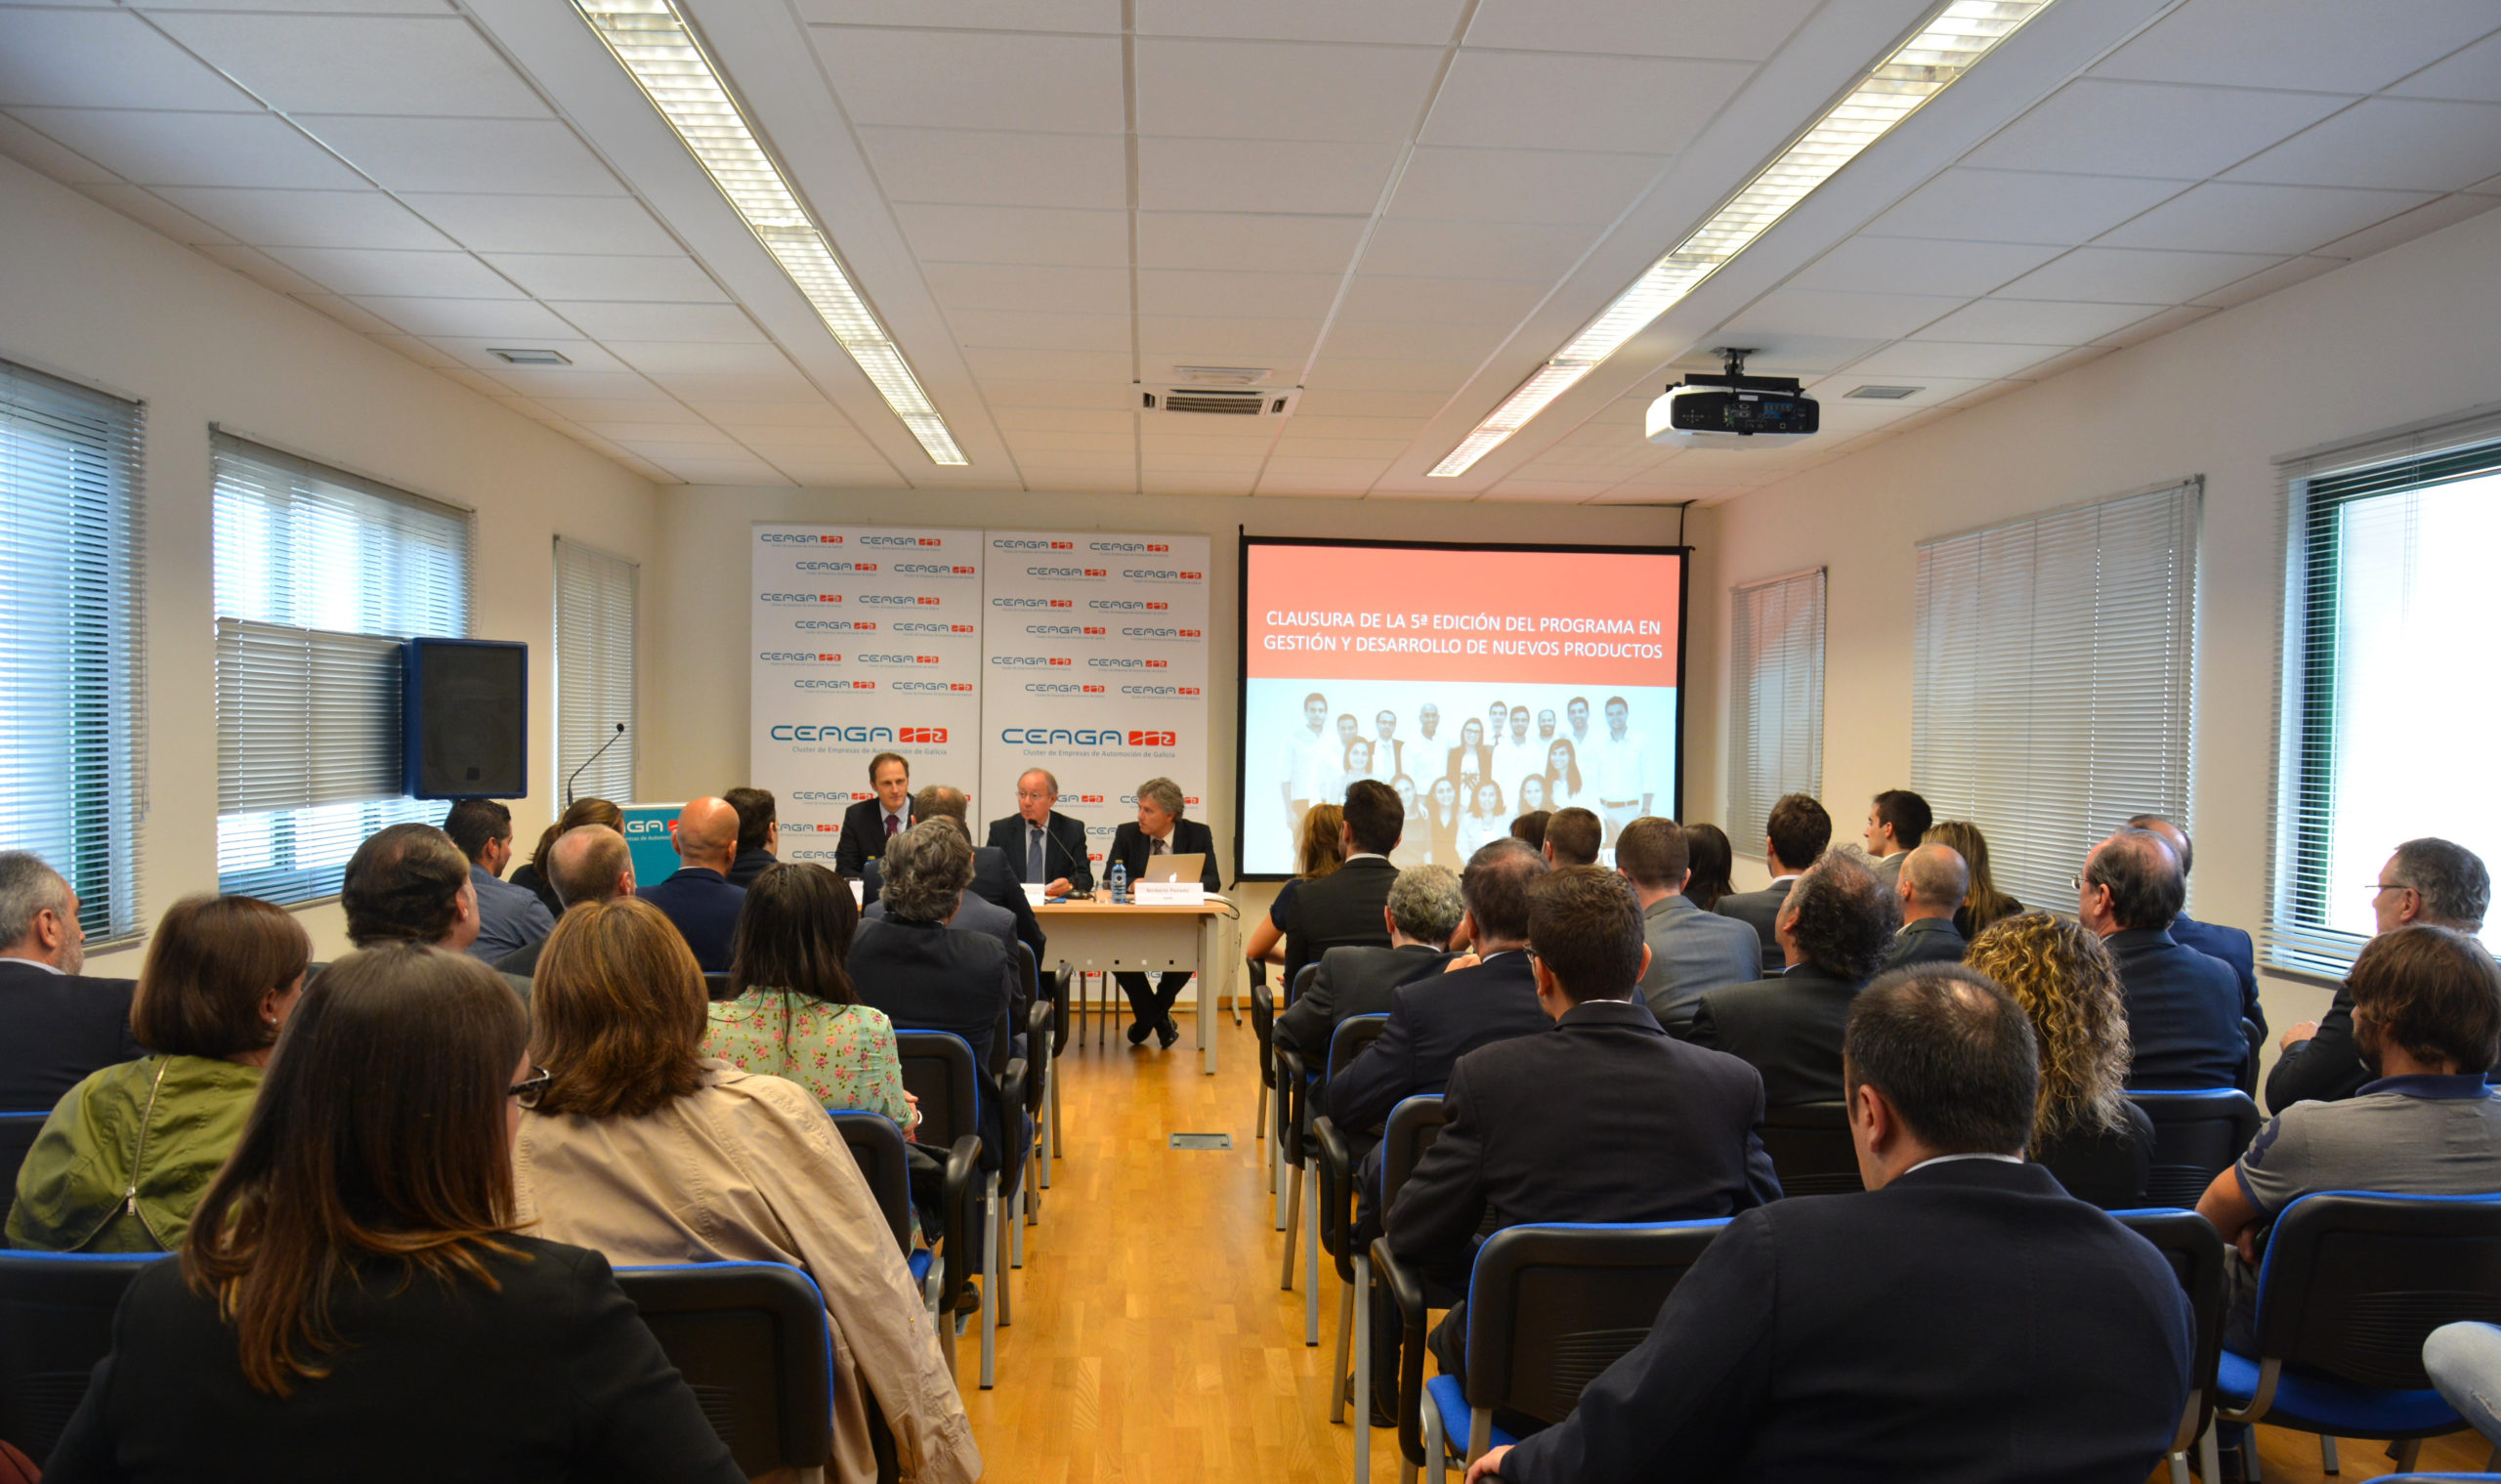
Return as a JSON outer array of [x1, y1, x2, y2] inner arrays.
[[342, 823, 533, 1003], [1714, 792, 1830, 973], [493, 825, 634, 979], [722, 786, 779, 888], [1388, 867, 1781, 1380], [865, 784, 1043, 982], [987, 767, 1093, 899], [832, 750, 916, 879], [1468, 966, 2194, 1484], [1678, 853, 1898, 1105], [1539, 806, 1602, 868], [1273, 862, 1462, 1072], [1282, 779, 1403, 995], [1104, 776, 1221, 1048], [1881, 842, 1970, 971], [2130, 814, 2265, 1039], [2078, 828, 2244, 1089], [634, 797, 747, 974], [0, 850, 143, 1110]]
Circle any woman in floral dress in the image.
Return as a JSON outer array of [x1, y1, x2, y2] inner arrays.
[[704, 862, 914, 1130]]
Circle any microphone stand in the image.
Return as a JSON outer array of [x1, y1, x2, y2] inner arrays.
[[566, 722, 625, 806]]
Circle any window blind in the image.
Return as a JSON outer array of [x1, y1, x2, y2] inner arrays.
[[1912, 480, 2199, 914], [555, 536, 636, 804], [1726, 568, 1825, 851], [212, 433, 466, 902], [0, 359, 147, 939], [2268, 411, 2501, 976]]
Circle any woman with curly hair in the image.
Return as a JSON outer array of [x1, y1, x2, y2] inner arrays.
[[1964, 912, 2154, 1208]]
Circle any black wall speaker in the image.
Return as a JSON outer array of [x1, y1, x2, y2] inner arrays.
[[403, 639, 528, 799]]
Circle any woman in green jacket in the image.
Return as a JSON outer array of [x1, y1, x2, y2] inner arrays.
[[7, 893, 309, 1251]]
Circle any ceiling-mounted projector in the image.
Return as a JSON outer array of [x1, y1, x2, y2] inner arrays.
[[1646, 348, 1819, 449]]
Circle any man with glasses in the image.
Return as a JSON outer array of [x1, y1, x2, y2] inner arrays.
[[2076, 829, 2245, 1089], [2268, 837, 2493, 1112], [987, 768, 1093, 900]]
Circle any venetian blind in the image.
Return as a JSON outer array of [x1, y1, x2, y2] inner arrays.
[[555, 536, 636, 804], [1726, 568, 1825, 851]]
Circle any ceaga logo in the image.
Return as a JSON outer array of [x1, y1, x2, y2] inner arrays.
[[758, 651, 839, 662], [796, 620, 867, 632], [761, 533, 842, 545], [1088, 657, 1168, 670], [768, 725, 949, 742], [992, 597, 1075, 610], [1089, 599, 1168, 612], [761, 592, 839, 604], [999, 728, 1178, 747], [1089, 541, 1170, 553], [1122, 569, 1203, 581], [859, 534, 940, 548], [894, 563, 976, 576], [993, 538, 1075, 551]]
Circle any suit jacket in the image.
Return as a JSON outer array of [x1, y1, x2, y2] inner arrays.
[[864, 845, 1045, 970], [1679, 961, 1869, 1107], [1273, 942, 1454, 1067], [986, 811, 1094, 897], [1870, 851, 1907, 889], [2265, 980, 2368, 1113], [833, 799, 915, 879], [468, 865, 556, 964], [1325, 950, 1548, 1135], [1882, 914, 1969, 971], [1496, 1159, 2192, 1484], [1384, 998, 1781, 1289], [847, 914, 1020, 1176], [635, 867, 746, 974], [0, 959, 143, 1111], [1634, 893, 1763, 1025], [724, 846, 778, 889], [1714, 877, 1797, 973], [44, 1236, 744, 1484], [1282, 855, 1399, 993], [1104, 818, 1220, 893], [2172, 911, 2267, 1038], [2105, 927, 2246, 1089]]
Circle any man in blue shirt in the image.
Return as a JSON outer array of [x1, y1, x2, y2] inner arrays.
[[637, 796, 748, 973], [443, 798, 554, 964]]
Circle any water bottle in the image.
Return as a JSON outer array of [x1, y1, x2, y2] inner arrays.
[[1109, 861, 1128, 905]]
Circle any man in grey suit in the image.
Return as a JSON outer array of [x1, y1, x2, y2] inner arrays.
[[1273, 864, 1463, 1068], [1883, 842, 1970, 971], [1716, 792, 1832, 973], [1619, 816, 1761, 1026]]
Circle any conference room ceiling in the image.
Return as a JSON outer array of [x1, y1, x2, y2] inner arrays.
[[2, 0, 2497, 503]]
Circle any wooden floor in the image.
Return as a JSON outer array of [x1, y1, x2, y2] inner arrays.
[[956, 1008, 2494, 1483]]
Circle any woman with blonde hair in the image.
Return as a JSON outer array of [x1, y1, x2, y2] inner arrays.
[[1925, 819, 2024, 939], [516, 897, 977, 1484], [1964, 912, 2154, 1208], [1245, 801, 1344, 968]]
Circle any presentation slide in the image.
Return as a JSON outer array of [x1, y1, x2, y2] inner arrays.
[[1237, 539, 1686, 877]]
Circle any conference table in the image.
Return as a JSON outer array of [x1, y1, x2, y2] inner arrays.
[[1033, 896, 1240, 1075]]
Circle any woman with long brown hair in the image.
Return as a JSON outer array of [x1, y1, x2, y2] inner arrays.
[[1244, 801, 1345, 968], [1965, 912, 2154, 1208], [705, 862, 912, 1126], [517, 897, 977, 1484], [508, 796, 624, 917], [41, 942, 742, 1482], [1680, 823, 1737, 912], [1925, 819, 2025, 939]]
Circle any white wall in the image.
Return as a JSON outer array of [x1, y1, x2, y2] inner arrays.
[[0, 157, 663, 967], [1694, 202, 2501, 1052]]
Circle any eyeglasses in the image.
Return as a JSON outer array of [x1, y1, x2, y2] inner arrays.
[[2369, 879, 2418, 897], [509, 1066, 553, 1108]]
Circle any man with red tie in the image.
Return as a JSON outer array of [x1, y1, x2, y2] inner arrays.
[[833, 751, 918, 879]]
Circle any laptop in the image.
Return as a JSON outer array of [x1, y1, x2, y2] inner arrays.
[[1137, 852, 1206, 886]]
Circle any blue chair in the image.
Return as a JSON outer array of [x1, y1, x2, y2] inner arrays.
[[1367, 1095, 1451, 1484], [830, 1110, 932, 1296], [0, 1250, 173, 1466], [2218, 1192, 2501, 1474], [892, 1031, 992, 1389], [0, 1110, 47, 1205], [1759, 1101, 1860, 1196], [612, 1260, 837, 1478], [2114, 1208, 2228, 1484], [1312, 1013, 1393, 1424], [2129, 1088, 2262, 1208]]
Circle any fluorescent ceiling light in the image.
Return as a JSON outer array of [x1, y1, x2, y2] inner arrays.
[[1429, 0, 2053, 478], [573, 0, 966, 466]]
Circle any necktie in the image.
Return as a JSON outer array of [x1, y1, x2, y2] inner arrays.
[[1028, 827, 1045, 883], [1152, 837, 1166, 857], [884, 812, 899, 840]]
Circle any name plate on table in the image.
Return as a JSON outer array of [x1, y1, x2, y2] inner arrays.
[[1022, 883, 1046, 907], [1133, 881, 1206, 906]]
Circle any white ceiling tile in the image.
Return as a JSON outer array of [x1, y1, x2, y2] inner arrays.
[[2092, 302, 2217, 348], [1462, 0, 1814, 59], [1996, 245, 2286, 303], [367, 333, 461, 368], [1359, 218, 1592, 278], [548, 301, 764, 342], [1138, 136, 1400, 214], [960, 346, 1132, 381], [1334, 274, 1547, 323], [924, 262, 1130, 315], [192, 240, 327, 294], [1842, 339, 2085, 379], [948, 309, 1131, 353], [643, 366, 822, 399], [141, 0, 459, 15], [1912, 298, 2164, 344], [1136, 38, 1442, 143], [813, 28, 1123, 132], [794, 0, 1120, 30], [1261, 454, 1393, 477], [1806, 373, 1998, 407], [476, 366, 661, 399], [533, 397, 708, 425], [1135, 212, 1366, 272], [1137, 0, 1460, 43], [1003, 428, 1134, 454], [576, 419, 734, 443], [1962, 80, 2356, 179], [894, 203, 1128, 266], [2225, 99, 2501, 191], [73, 183, 234, 244], [1138, 429, 1271, 452], [403, 193, 680, 254], [296, 116, 623, 195], [2185, 253, 2345, 310], [687, 401, 843, 427], [1137, 268, 1341, 318], [1139, 453, 1267, 474], [1786, 236, 2067, 298], [662, 460, 793, 486], [990, 405, 1133, 432], [1279, 413, 1425, 440], [260, 244, 520, 297], [1663, 335, 1885, 374], [1318, 318, 1504, 360], [425, 336, 631, 372], [2089, 0, 2501, 94], [1866, 167, 2188, 245], [1138, 314, 1324, 360], [150, 187, 454, 249], [9, 108, 364, 188], [1277, 390, 1446, 421], [148, 14, 548, 116], [857, 126, 1126, 210], [607, 341, 799, 375], [480, 253, 725, 302], [0, 11, 258, 110], [2311, 191, 2500, 258], [1267, 435, 1413, 459], [1385, 146, 1665, 226], [350, 296, 581, 339], [1421, 52, 1752, 152], [978, 379, 1139, 409], [2390, 29, 2501, 102], [1300, 357, 1472, 391], [2094, 181, 2440, 254], [1720, 288, 1969, 341]]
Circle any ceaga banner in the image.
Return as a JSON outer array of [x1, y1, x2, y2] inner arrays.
[[978, 531, 1211, 879], [750, 525, 983, 865]]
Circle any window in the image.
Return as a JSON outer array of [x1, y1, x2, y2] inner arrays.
[[2272, 423, 2501, 975], [0, 359, 147, 939], [1913, 480, 2199, 913], [1727, 568, 1825, 850], [213, 434, 467, 902], [555, 537, 636, 803]]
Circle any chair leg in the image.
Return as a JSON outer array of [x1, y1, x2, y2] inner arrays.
[[1048, 1069, 1062, 1167], [1010, 1185, 1025, 1269], [1282, 1163, 1304, 1290], [997, 1189, 1014, 1326], [1255, 1081, 1268, 1141], [1353, 1254, 1372, 1484], [1274, 1135, 1288, 1227], [1466, 1409, 1491, 1464], [2318, 1436, 2337, 1474], [2168, 1452, 2189, 1484], [931, 1267, 954, 1381], [2389, 1438, 2421, 1472], [980, 1175, 998, 1390], [1305, 1168, 1322, 1346], [1332, 1275, 1354, 1422], [2198, 1423, 2221, 1484], [1422, 1388, 1447, 1484]]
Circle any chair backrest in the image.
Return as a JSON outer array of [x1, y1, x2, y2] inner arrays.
[[2114, 1208, 2227, 1445], [2238, 1017, 2262, 1098], [2254, 1191, 2501, 1389], [1378, 1095, 1448, 1210], [1759, 1101, 1863, 1197], [2129, 1089, 2262, 1208], [1249, 979, 1276, 1091], [1290, 961, 1319, 1008], [1014, 942, 1039, 1005], [1326, 1012, 1392, 1086], [829, 1111, 915, 1257], [613, 1261, 833, 1478], [1463, 1220, 1730, 1425], [0, 1112, 45, 1206], [0, 1251, 172, 1466], [702, 970, 733, 1001], [892, 1031, 982, 1158]]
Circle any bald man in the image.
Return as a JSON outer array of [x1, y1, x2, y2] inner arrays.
[[2080, 828, 2245, 1089], [493, 825, 636, 979], [1882, 843, 1971, 971], [636, 796, 748, 972]]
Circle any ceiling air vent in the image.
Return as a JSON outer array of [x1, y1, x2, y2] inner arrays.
[[1844, 384, 1923, 400], [1138, 383, 1301, 418], [488, 347, 572, 366]]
